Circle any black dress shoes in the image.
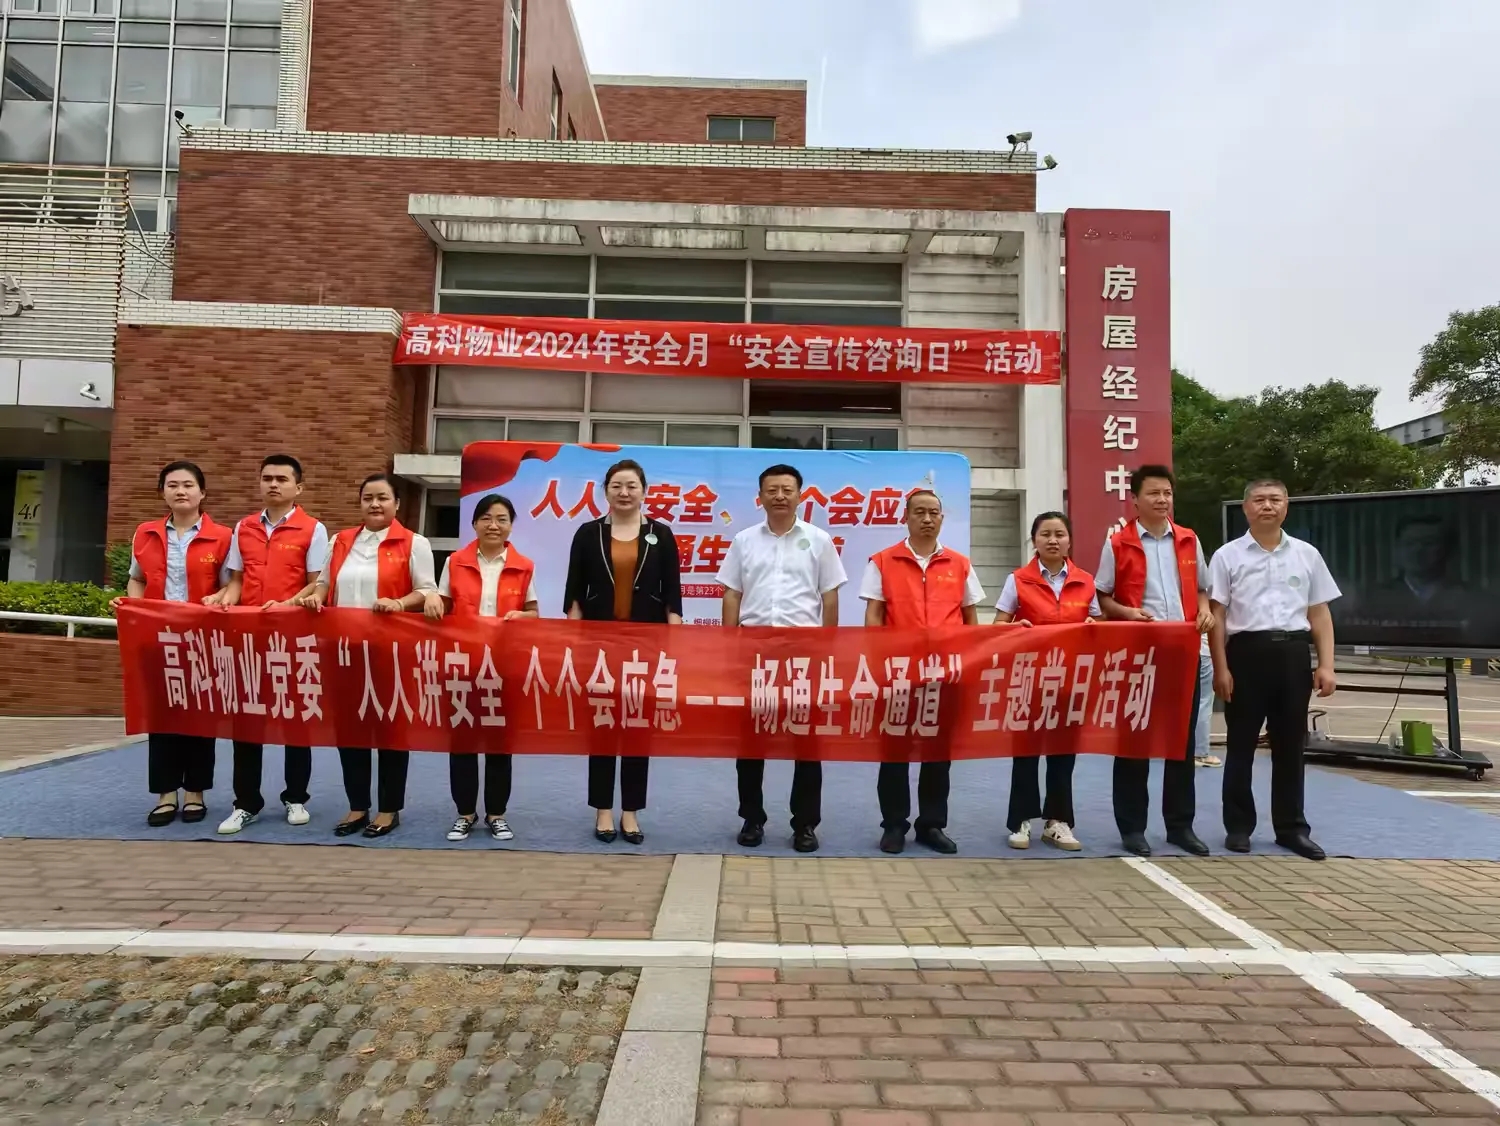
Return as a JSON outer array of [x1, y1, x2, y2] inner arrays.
[[594, 827, 617, 844], [879, 828, 906, 854], [363, 813, 399, 838], [1120, 831, 1152, 857], [147, 802, 178, 827], [1166, 829, 1210, 856], [915, 828, 958, 855], [1276, 833, 1326, 861], [622, 829, 644, 845], [334, 815, 369, 837], [1224, 833, 1252, 853], [792, 828, 819, 853], [737, 820, 764, 847]]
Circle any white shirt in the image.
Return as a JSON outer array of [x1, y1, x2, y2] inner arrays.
[[225, 508, 331, 575], [995, 560, 1103, 618], [331, 526, 437, 611], [1208, 531, 1341, 635], [718, 519, 847, 627], [437, 545, 540, 617], [858, 541, 986, 607], [1096, 521, 1211, 654]]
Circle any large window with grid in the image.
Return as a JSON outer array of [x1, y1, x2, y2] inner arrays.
[[0, 0, 281, 233]]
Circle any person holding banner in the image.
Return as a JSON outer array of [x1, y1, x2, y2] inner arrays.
[[861, 488, 983, 855], [214, 454, 329, 837], [721, 464, 848, 854], [297, 473, 440, 838], [995, 511, 1102, 851], [564, 459, 683, 845], [438, 493, 539, 843], [112, 460, 233, 827], [1096, 465, 1213, 858]]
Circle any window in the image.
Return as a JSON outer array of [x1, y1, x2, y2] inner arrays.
[[548, 70, 560, 139], [65, 0, 115, 12], [0, 43, 56, 163], [505, 0, 522, 100], [8, 0, 60, 11], [226, 49, 277, 127], [54, 43, 109, 163], [432, 416, 578, 454], [706, 115, 775, 143], [112, 47, 166, 165]]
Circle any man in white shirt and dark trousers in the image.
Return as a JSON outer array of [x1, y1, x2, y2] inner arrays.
[[1209, 479, 1340, 861], [720, 464, 848, 853]]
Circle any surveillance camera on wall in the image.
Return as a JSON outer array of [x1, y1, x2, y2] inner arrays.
[[1040, 155, 1058, 171]]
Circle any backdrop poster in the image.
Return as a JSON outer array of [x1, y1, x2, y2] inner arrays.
[[459, 443, 973, 625]]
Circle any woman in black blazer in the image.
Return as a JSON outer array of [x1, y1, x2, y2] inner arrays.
[[564, 458, 683, 845]]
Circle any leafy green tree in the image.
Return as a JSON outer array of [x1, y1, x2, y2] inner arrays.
[[1410, 304, 1500, 483], [1171, 372, 1435, 552]]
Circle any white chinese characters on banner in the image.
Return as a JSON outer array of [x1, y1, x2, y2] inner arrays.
[[1101, 262, 1146, 495]]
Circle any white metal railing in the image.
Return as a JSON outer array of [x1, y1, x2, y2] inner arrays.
[[0, 611, 117, 638]]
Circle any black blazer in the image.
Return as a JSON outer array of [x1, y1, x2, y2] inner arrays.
[[563, 517, 684, 624]]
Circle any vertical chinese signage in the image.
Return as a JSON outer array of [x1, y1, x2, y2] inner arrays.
[[8, 469, 45, 581], [1062, 209, 1172, 571]]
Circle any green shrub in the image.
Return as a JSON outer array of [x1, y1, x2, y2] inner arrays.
[[105, 541, 133, 590], [0, 581, 121, 637]]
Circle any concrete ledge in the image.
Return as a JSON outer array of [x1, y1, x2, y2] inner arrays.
[[652, 854, 722, 942], [594, 1029, 702, 1126]]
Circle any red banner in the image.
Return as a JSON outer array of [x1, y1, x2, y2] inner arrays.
[[1063, 209, 1173, 570], [118, 603, 1198, 761], [395, 313, 1061, 386]]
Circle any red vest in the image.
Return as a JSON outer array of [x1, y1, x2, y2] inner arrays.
[[1109, 521, 1198, 619], [1012, 557, 1097, 625], [235, 506, 318, 606], [445, 541, 535, 618], [325, 520, 416, 606], [131, 514, 232, 603], [870, 541, 971, 629]]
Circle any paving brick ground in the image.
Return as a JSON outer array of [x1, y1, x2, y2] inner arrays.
[[0, 839, 671, 939], [1344, 975, 1500, 1071], [0, 954, 633, 1124], [1158, 856, 1500, 953], [0, 719, 128, 768], [697, 966, 1500, 1125], [717, 857, 1246, 949]]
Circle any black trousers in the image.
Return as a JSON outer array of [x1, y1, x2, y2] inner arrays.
[[450, 753, 512, 817], [148, 732, 215, 795], [1223, 632, 1313, 838], [231, 741, 312, 815], [1007, 754, 1075, 831], [338, 747, 409, 814], [737, 759, 822, 832], [877, 761, 950, 833], [588, 756, 648, 812], [1113, 667, 1201, 835]]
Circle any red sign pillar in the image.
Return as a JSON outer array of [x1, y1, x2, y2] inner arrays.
[[1062, 209, 1173, 573]]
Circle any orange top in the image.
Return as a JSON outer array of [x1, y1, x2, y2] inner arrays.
[[869, 541, 973, 629], [611, 535, 638, 621], [1012, 557, 1097, 625], [131, 515, 233, 603]]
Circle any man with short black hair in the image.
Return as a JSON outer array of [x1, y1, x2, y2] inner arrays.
[[215, 454, 330, 836], [1096, 464, 1213, 857], [720, 464, 847, 853]]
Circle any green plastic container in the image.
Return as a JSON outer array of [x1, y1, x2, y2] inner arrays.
[[1400, 720, 1435, 757]]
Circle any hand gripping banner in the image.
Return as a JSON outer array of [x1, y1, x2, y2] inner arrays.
[[118, 603, 1200, 762]]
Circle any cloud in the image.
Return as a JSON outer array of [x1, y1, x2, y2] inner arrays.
[[911, 0, 1023, 54]]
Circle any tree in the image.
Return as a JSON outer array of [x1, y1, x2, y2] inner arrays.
[[1171, 372, 1435, 552], [1410, 304, 1500, 483]]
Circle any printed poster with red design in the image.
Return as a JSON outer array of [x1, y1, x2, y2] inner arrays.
[[460, 442, 972, 625]]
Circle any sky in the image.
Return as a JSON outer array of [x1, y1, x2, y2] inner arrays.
[[571, 0, 1500, 426]]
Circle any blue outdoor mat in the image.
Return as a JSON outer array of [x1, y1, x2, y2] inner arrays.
[[0, 742, 1496, 859]]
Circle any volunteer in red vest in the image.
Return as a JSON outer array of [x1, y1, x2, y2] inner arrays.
[[299, 473, 439, 839], [436, 493, 538, 844], [214, 453, 329, 836], [861, 489, 984, 856], [1096, 464, 1214, 858], [995, 511, 1102, 851], [112, 460, 233, 828]]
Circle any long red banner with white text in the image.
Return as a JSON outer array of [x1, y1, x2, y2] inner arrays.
[[118, 604, 1197, 760], [395, 313, 1061, 386]]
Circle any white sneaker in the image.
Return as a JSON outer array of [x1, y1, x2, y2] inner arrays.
[[447, 815, 476, 842], [1008, 820, 1032, 849], [1042, 820, 1082, 851], [285, 802, 310, 826], [217, 809, 256, 835], [488, 817, 514, 842]]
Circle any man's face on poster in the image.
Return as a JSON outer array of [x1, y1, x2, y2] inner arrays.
[[1396, 520, 1449, 582]]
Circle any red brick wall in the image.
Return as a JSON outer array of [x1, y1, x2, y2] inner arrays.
[[0, 635, 121, 716], [308, 0, 604, 141], [174, 150, 1035, 309], [108, 326, 415, 544], [594, 84, 807, 145]]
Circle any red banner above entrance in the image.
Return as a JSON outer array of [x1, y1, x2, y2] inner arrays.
[[395, 313, 1061, 385]]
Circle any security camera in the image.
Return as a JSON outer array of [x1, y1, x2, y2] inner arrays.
[[1040, 155, 1058, 171], [78, 382, 101, 402], [1007, 131, 1033, 154], [174, 109, 184, 121]]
